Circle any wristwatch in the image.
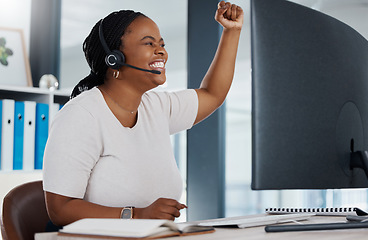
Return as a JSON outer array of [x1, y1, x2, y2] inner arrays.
[[121, 206, 134, 219]]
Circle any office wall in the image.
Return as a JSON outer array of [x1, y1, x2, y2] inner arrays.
[[0, 0, 31, 53]]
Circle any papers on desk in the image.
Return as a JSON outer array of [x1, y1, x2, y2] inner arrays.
[[59, 218, 215, 239], [198, 213, 315, 228]]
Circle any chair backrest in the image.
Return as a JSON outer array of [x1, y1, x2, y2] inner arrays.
[[1, 214, 7, 239], [2, 180, 50, 240]]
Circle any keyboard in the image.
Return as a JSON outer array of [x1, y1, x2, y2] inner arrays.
[[197, 213, 315, 228], [265, 207, 368, 216]]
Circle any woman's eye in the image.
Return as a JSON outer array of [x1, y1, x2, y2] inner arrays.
[[144, 42, 165, 48]]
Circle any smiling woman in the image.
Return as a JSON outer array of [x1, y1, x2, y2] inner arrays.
[[42, 2, 243, 228], [114, 15, 169, 90], [59, 0, 188, 91]]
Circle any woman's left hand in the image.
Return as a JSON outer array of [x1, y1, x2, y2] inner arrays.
[[215, 1, 244, 30]]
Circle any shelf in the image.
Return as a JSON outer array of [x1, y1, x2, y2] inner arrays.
[[0, 85, 70, 105], [0, 85, 70, 211]]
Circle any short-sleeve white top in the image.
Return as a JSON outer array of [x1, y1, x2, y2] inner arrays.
[[43, 87, 198, 208]]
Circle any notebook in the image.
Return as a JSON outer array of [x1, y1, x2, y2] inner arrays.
[[59, 218, 215, 239], [265, 207, 368, 216]]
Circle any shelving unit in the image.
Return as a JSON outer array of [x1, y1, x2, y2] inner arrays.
[[0, 85, 70, 215], [0, 85, 70, 127]]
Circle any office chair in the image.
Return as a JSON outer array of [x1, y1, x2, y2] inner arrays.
[[1, 215, 6, 239], [1, 180, 50, 240]]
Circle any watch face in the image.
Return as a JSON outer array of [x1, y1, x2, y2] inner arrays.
[[122, 208, 132, 219]]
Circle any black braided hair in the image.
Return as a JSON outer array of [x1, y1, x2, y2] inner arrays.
[[70, 10, 146, 99]]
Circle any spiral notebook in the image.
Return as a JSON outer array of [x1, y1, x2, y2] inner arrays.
[[265, 207, 368, 216]]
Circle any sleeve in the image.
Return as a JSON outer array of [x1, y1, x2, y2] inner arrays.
[[165, 89, 199, 135], [43, 104, 102, 199]]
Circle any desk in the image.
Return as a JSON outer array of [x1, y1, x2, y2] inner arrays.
[[35, 216, 368, 240]]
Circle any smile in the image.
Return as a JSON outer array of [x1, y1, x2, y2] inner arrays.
[[149, 61, 165, 69]]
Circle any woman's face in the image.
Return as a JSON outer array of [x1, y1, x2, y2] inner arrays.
[[120, 16, 168, 88]]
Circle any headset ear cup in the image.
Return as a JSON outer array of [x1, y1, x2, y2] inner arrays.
[[105, 50, 125, 70], [115, 50, 125, 64]]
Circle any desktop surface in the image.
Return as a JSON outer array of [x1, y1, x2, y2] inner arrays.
[[35, 215, 368, 240]]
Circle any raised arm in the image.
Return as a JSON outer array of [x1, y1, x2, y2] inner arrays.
[[194, 1, 244, 125]]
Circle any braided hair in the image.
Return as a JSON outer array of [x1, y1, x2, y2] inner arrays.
[[70, 10, 146, 99]]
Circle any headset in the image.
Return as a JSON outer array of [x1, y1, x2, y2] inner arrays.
[[98, 19, 161, 74]]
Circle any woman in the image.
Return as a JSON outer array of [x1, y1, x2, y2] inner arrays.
[[43, 1, 243, 226]]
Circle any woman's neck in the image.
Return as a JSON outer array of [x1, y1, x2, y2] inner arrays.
[[99, 81, 142, 113]]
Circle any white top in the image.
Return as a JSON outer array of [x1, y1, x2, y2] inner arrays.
[[43, 87, 198, 208]]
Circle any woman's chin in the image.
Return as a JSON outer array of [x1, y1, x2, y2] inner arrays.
[[156, 79, 167, 86], [152, 74, 166, 86]]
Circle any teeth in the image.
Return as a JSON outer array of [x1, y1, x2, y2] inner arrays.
[[150, 62, 164, 68]]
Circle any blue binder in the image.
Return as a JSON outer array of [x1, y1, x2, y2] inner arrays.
[[35, 103, 49, 169], [13, 101, 25, 170]]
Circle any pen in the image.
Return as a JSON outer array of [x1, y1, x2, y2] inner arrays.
[[265, 222, 368, 232]]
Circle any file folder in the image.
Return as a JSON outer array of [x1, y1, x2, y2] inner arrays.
[[1, 99, 15, 171], [35, 103, 49, 169], [23, 101, 36, 170], [13, 101, 25, 170]]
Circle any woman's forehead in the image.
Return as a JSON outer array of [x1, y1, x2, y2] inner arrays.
[[124, 16, 162, 39]]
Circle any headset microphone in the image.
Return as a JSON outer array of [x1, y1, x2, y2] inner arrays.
[[118, 62, 161, 75], [99, 19, 161, 75]]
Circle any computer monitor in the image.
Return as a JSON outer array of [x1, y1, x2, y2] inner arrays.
[[251, 0, 368, 190]]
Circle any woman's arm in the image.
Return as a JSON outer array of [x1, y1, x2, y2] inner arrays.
[[194, 1, 244, 125], [45, 192, 186, 226], [45, 192, 121, 226]]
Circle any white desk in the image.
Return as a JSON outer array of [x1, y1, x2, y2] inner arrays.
[[35, 216, 368, 240]]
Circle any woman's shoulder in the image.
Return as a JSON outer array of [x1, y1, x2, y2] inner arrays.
[[56, 88, 103, 120], [63, 87, 102, 110], [68, 87, 101, 104], [142, 89, 196, 103], [141, 89, 197, 116]]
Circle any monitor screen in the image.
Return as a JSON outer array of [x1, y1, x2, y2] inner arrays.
[[251, 0, 368, 190]]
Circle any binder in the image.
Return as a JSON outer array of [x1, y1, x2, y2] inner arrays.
[[35, 103, 49, 169], [1, 99, 15, 171], [13, 101, 25, 170], [23, 101, 36, 170]]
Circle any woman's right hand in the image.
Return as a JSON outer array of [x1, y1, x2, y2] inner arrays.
[[134, 198, 187, 220]]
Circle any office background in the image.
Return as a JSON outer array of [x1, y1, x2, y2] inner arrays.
[[0, 0, 368, 225]]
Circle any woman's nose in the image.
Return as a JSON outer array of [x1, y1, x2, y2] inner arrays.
[[155, 47, 166, 56]]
